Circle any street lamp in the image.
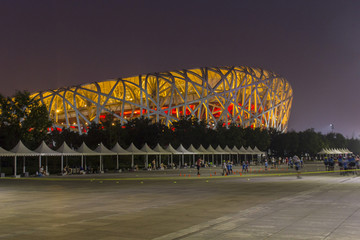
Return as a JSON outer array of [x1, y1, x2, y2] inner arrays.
[[330, 124, 334, 133]]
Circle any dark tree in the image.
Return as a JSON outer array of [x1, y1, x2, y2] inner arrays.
[[0, 91, 52, 149]]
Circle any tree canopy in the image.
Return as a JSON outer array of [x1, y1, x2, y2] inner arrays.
[[1, 93, 360, 156], [0, 91, 52, 149]]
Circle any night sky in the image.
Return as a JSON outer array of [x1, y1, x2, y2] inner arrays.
[[1, 0, 360, 137]]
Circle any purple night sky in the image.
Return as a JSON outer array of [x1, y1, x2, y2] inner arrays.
[[1, 0, 360, 137]]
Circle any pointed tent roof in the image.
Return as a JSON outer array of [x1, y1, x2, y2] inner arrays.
[[153, 143, 171, 155], [325, 148, 333, 154], [246, 147, 255, 154], [10, 140, 38, 156], [197, 144, 210, 154], [231, 146, 240, 153], [187, 144, 201, 154], [177, 144, 194, 154], [95, 143, 116, 155], [56, 142, 81, 156], [0, 146, 15, 156], [126, 143, 146, 155], [344, 148, 353, 154], [215, 145, 229, 154], [338, 148, 348, 154], [239, 146, 248, 154], [111, 143, 131, 155], [76, 142, 98, 155], [141, 143, 159, 155], [224, 145, 234, 154], [34, 141, 61, 156], [318, 149, 328, 154], [253, 146, 265, 155], [206, 145, 218, 154], [332, 148, 343, 154], [165, 144, 180, 154]]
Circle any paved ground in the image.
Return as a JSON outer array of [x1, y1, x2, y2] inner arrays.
[[1, 164, 360, 239]]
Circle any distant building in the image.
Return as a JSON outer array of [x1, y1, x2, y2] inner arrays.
[[31, 66, 293, 133]]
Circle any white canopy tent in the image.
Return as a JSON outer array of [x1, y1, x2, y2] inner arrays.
[[253, 146, 265, 155], [95, 143, 117, 172], [56, 142, 82, 173], [224, 145, 233, 153], [0, 140, 272, 176], [141, 143, 160, 168], [34, 141, 62, 175], [76, 142, 98, 155], [0, 147, 15, 156], [246, 147, 257, 163], [231, 146, 240, 163], [341, 148, 353, 154], [153, 143, 171, 155], [318, 148, 352, 156], [10, 140, 39, 177], [224, 145, 236, 162], [237, 146, 249, 163], [215, 145, 229, 163], [197, 145, 209, 154], [153, 143, 172, 167], [318, 149, 328, 155], [111, 143, 132, 170], [331, 148, 343, 155], [176, 144, 194, 166], [76, 142, 99, 174], [224, 145, 235, 158], [239, 146, 248, 154], [187, 144, 202, 165], [165, 144, 180, 166], [126, 143, 146, 168], [206, 145, 217, 164]]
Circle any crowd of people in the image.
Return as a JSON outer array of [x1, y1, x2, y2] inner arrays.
[[35, 153, 360, 178], [221, 160, 234, 175], [323, 154, 360, 175]]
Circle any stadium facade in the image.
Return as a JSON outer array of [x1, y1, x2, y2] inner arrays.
[[30, 66, 293, 133]]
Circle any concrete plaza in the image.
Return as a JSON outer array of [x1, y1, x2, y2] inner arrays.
[[1, 164, 360, 239]]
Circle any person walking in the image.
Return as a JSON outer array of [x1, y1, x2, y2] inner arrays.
[[226, 161, 231, 175], [264, 160, 268, 171], [293, 155, 302, 179], [222, 161, 227, 176], [196, 157, 202, 176]]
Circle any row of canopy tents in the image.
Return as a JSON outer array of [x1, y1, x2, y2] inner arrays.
[[0, 140, 266, 176], [318, 148, 353, 155]]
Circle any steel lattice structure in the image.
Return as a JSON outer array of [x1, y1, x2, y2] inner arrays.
[[30, 66, 293, 133]]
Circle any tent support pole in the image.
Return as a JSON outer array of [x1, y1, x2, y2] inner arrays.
[[116, 154, 119, 170], [23, 157, 26, 174], [61, 155, 64, 175], [14, 156, 17, 177]]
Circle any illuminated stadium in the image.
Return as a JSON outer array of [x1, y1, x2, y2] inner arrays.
[[31, 66, 293, 133]]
